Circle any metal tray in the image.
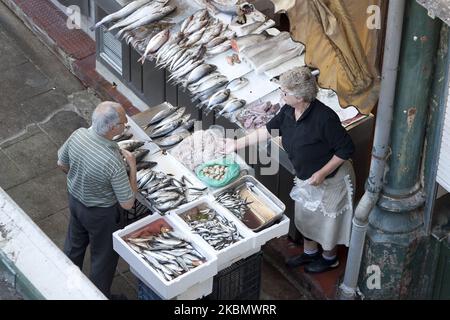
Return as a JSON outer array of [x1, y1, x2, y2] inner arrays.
[[212, 175, 286, 232]]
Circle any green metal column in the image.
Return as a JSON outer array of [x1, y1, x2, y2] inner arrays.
[[358, 1, 442, 299]]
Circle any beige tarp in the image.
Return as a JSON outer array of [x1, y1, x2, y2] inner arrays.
[[270, 0, 382, 115]]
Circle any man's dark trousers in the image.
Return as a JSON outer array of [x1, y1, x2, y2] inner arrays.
[[64, 194, 122, 298]]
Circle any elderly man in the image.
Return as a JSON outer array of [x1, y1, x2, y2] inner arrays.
[[57, 101, 137, 298]]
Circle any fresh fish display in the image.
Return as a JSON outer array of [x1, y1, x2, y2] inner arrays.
[[226, 77, 249, 92], [90, 0, 152, 31], [189, 76, 228, 95], [125, 225, 207, 281], [137, 29, 170, 64], [205, 36, 228, 49], [112, 125, 133, 142], [236, 101, 281, 129], [216, 99, 246, 117], [180, 206, 243, 251], [210, 0, 242, 14], [118, 139, 147, 152]]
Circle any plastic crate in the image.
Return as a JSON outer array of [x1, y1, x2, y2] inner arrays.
[[205, 252, 263, 300]]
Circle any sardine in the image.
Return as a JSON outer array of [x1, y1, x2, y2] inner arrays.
[[151, 107, 186, 130], [184, 64, 217, 86], [206, 40, 231, 55]]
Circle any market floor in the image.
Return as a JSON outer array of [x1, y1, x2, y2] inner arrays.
[[0, 2, 306, 300]]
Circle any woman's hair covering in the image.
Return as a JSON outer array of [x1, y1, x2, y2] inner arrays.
[[280, 66, 318, 103], [92, 101, 123, 136]]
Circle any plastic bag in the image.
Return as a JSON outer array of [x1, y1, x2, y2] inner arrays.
[[290, 178, 325, 212], [195, 156, 241, 188]]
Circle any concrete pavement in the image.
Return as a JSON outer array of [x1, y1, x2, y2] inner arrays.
[[0, 1, 306, 300]]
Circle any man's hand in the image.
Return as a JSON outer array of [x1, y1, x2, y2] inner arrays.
[[121, 149, 136, 169], [219, 138, 237, 155], [309, 170, 327, 186]]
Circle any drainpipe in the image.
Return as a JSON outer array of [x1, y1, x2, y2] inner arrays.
[[338, 0, 406, 299]]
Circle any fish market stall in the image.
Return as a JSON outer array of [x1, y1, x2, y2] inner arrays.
[[92, 0, 375, 293]]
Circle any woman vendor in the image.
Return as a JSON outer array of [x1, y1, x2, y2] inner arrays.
[[222, 66, 355, 273]]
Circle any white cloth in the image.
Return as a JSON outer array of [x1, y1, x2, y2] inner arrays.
[[290, 161, 355, 251]]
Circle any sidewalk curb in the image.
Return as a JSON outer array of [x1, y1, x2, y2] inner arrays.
[[1, 0, 140, 116]]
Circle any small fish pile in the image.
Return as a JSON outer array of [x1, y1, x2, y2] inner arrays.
[[236, 101, 281, 129], [170, 129, 225, 171], [126, 226, 206, 281], [122, 22, 173, 53], [181, 207, 243, 251], [215, 190, 252, 220], [137, 169, 206, 213], [201, 164, 229, 181]]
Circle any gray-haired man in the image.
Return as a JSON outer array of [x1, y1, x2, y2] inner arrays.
[[57, 101, 137, 298]]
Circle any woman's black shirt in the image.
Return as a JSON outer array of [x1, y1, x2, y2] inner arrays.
[[266, 99, 355, 180]]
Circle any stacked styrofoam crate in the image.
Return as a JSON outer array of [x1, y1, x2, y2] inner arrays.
[[112, 214, 217, 300]]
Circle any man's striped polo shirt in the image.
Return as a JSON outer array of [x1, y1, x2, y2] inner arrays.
[[57, 127, 133, 207]]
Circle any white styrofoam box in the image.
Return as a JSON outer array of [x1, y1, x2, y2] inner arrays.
[[168, 196, 256, 270], [112, 213, 217, 300]]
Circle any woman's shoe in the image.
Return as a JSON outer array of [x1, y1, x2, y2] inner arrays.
[[286, 252, 321, 268], [304, 256, 339, 273]]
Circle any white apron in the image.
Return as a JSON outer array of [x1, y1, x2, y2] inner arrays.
[[290, 161, 355, 251]]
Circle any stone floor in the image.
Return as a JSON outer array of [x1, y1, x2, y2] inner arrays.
[[0, 2, 306, 300]]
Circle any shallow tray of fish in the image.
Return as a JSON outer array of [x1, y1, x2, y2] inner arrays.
[[113, 213, 217, 299], [169, 197, 254, 270], [212, 175, 285, 232]]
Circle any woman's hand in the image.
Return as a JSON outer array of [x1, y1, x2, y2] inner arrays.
[[309, 170, 327, 186], [219, 138, 237, 155]]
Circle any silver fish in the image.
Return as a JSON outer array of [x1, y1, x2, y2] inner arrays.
[[156, 133, 185, 148], [151, 107, 186, 130], [184, 64, 217, 86], [155, 197, 185, 212], [216, 99, 246, 117], [144, 106, 178, 129], [204, 88, 230, 109], [190, 76, 228, 95], [205, 35, 228, 48], [108, 1, 169, 31], [90, 0, 152, 31], [117, 5, 177, 39], [206, 40, 231, 55], [137, 29, 170, 64], [150, 118, 183, 138], [226, 77, 249, 92], [180, 14, 194, 33]]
